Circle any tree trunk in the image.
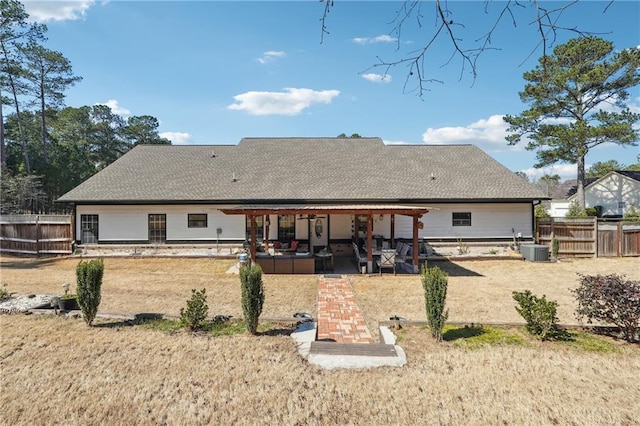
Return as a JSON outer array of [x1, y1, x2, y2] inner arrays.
[[1, 87, 5, 167], [576, 154, 586, 209], [1, 41, 31, 174], [39, 77, 48, 165]]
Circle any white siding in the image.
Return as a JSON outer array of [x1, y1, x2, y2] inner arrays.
[[329, 214, 353, 239], [76, 202, 534, 243], [76, 205, 245, 242], [550, 200, 570, 217], [581, 174, 640, 216], [395, 203, 533, 239]]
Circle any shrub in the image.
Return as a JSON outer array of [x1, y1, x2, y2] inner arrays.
[[573, 274, 640, 342], [180, 288, 209, 331], [421, 265, 449, 342], [566, 201, 588, 218], [76, 258, 104, 326], [534, 204, 549, 218], [0, 284, 9, 301], [512, 290, 560, 340], [551, 238, 560, 259], [585, 207, 598, 217], [240, 263, 265, 334], [623, 204, 640, 221]]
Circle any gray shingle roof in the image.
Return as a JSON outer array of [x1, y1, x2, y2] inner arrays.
[[552, 171, 640, 200], [57, 137, 546, 203]]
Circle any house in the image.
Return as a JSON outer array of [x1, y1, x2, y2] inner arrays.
[[549, 171, 640, 217], [57, 137, 545, 271]]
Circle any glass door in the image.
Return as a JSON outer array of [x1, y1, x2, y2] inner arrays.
[[148, 214, 166, 243]]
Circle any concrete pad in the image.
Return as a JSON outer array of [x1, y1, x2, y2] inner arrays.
[[291, 321, 407, 370]]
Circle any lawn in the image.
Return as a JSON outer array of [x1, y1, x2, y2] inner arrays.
[[1, 255, 639, 425]]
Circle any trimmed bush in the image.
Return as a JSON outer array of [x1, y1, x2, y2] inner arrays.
[[180, 288, 209, 331], [512, 290, 559, 340], [573, 274, 640, 342], [240, 263, 265, 334], [76, 258, 104, 326], [421, 265, 449, 342]]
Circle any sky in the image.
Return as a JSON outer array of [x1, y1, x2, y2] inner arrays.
[[21, 0, 640, 182]]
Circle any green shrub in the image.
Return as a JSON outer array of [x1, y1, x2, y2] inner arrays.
[[623, 204, 640, 221], [76, 258, 104, 326], [421, 265, 449, 342], [240, 264, 265, 334], [585, 207, 598, 217], [512, 290, 560, 340], [566, 201, 588, 218], [552, 238, 560, 259], [180, 288, 209, 331], [534, 204, 549, 218], [573, 274, 640, 343], [0, 284, 9, 301]]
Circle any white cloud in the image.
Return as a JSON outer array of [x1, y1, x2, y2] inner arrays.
[[422, 114, 519, 152], [257, 51, 286, 64], [362, 73, 392, 83], [227, 88, 340, 116], [23, 0, 95, 22], [351, 35, 397, 45], [95, 100, 130, 116], [159, 132, 192, 145], [383, 139, 410, 145]]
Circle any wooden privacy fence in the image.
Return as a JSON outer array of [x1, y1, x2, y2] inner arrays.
[[0, 214, 73, 256], [536, 217, 640, 258]]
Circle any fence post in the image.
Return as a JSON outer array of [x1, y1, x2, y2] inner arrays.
[[35, 214, 41, 258], [617, 221, 623, 257], [591, 217, 596, 258]]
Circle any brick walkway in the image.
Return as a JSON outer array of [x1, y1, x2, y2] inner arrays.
[[316, 275, 375, 344]]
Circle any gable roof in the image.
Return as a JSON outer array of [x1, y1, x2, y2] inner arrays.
[[553, 171, 640, 200], [57, 137, 546, 204]]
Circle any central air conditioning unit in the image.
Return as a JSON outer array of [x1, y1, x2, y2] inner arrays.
[[520, 244, 550, 262]]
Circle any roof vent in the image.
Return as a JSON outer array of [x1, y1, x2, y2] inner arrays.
[[232, 173, 237, 182], [430, 173, 436, 180], [211, 149, 216, 158]]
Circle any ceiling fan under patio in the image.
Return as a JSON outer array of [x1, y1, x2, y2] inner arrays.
[[296, 214, 326, 220]]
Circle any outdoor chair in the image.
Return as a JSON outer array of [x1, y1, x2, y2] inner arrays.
[[394, 242, 411, 273], [376, 249, 396, 275]]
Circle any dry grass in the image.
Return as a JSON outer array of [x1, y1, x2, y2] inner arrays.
[[351, 257, 640, 326], [1, 255, 639, 425], [0, 257, 317, 318], [1, 315, 638, 425]]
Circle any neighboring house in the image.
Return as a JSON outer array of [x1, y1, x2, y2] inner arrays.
[[57, 137, 545, 252], [550, 171, 640, 217]]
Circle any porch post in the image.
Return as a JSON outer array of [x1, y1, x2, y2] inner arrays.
[[367, 214, 374, 273], [412, 215, 419, 273], [249, 214, 257, 263], [354, 215, 360, 248], [264, 215, 269, 253], [390, 214, 395, 248]]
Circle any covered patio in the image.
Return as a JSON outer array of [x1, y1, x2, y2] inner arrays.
[[221, 205, 430, 274]]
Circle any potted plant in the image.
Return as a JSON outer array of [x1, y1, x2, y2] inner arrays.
[[58, 282, 78, 311]]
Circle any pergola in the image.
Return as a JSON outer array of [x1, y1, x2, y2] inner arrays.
[[220, 205, 429, 273]]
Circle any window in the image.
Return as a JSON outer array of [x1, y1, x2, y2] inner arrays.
[[80, 214, 99, 244], [278, 214, 295, 242], [356, 214, 368, 233], [246, 216, 264, 240], [618, 201, 626, 209], [188, 214, 207, 228], [452, 212, 471, 226]]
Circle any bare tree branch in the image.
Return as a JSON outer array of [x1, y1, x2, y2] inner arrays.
[[320, 0, 616, 98]]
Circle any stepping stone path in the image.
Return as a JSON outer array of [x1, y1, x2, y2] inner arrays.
[[316, 275, 375, 344]]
